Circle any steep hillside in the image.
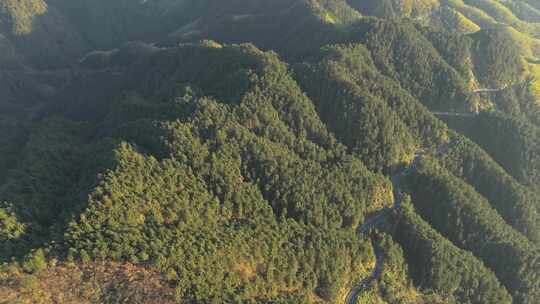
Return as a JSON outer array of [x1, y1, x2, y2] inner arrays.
[[1, 43, 398, 303], [1, 1, 540, 304]]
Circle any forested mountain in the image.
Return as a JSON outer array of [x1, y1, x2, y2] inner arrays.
[[1, 1, 539, 303]]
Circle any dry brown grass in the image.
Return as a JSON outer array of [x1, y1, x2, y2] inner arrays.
[[0, 260, 175, 304], [232, 260, 258, 282]]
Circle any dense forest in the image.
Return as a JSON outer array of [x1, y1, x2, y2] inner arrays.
[[1, 0, 540, 303]]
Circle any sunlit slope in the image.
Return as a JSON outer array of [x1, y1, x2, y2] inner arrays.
[[1, 1, 540, 303], [349, 0, 540, 86], [0, 43, 401, 303]]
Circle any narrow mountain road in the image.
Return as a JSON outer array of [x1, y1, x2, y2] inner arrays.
[[471, 79, 530, 94], [344, 168, 410, 304], [472, 87, 507, 93], [430, 81, 530, 119], [344, 248, 384, 304], [432, 111, 477, 117], [344, 142, 453, 303]]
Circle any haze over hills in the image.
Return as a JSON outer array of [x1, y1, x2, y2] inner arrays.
[[0, 1, 539, 303]]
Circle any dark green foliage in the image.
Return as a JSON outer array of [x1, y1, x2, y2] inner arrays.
[[394, 198, 511, 304], [296, 42, 450, 151], [65, 140, 375, 301], [493, 87, 531, 121], [295, 44, 417, 172], [444, 111, 540, 191], [0, 0, 89, 68], [359, 231, 459, 304], [63, 95, 383, 302], [349, 18, 473, 111], [404, 159, 540, 304], [0, 118, 93, 226], [523, 0, 540, 11], [438, 133, 540, 243], [1, 44, 393, 302], [417, 25, 474, 79], [470, 29, 526, 87], [504, 1, 540, 22], [0, 118, 26, 184], [0, 117, 119, 260], [1, 2, 540, 303], [478, 80, 540, 127]]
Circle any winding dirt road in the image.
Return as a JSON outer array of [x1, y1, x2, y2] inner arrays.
[[344, 81, 528, 303], [344, 141, 454, 303], [344, 167, 410, 304]]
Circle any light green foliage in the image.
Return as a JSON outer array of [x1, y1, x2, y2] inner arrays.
[[357, 232, 458, 304], [437, 7, 481, 34], [1, 44, 391, 303], [471, 28, 527, 87], [0, 204, 26, 241], [307, 0, 362, 25], [22, 249, 47, 273], [0, 0, 47, 35]]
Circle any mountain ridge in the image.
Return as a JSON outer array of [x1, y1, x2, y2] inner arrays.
[[1, 1, 539, 303]]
